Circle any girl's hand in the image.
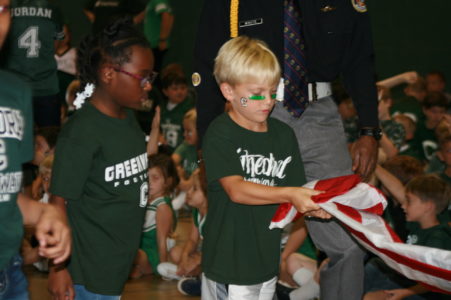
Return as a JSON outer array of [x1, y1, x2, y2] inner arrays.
[[151, 106, 160, 130]]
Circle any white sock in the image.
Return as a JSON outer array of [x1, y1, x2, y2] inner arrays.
[[289, 278, 319, 300], [172, 191, 186, 210], [292, 268, 314, 286]]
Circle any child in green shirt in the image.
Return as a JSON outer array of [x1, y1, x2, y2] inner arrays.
[[201, 36, 329, 300]]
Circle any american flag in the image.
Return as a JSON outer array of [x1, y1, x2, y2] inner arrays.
[[270, 174, 451, 294]]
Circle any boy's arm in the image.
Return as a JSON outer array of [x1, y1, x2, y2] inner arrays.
[[17, 193, 70, 263], [377, 72, 419, 89], [147, 106, 160, 155], [156, 204, 174, 263], [384, 284, 428, 300], [219, 175, 329, 217], [374, 165, 406, 206], [48, 195, 75, 300]]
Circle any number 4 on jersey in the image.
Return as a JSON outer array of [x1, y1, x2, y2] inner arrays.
[[18, 26, 41, 58]]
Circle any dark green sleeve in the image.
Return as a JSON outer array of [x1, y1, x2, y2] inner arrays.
[[50, 131, 98, 200], [20, 83, 33, 163], [203, 129, 243, 184]]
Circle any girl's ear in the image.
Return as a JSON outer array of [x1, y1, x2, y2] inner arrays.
[[219, 83, 234, 102], [99, 65, 115, 85]]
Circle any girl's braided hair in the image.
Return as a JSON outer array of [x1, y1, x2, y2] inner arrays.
[[76, 17, 150, 88]]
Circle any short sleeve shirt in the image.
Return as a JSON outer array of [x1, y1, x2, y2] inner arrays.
[[0, 71, 33, 270], [202, 113, 306, 285], [50, 103, 148, 295]]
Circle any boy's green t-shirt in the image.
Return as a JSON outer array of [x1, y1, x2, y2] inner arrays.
[[160, 96, 194, 152], [3, 0, 64, 96], [202, 113, 306, 285], [412, 121, 437, 162], [50, 103, 148, 295], [0, 71, 33, 270], [406, 223, 451, 251]]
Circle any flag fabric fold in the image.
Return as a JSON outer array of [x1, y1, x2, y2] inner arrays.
[[270, 174, 451, 293]]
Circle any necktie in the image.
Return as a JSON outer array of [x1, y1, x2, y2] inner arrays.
[[283, 0, 308, 118]]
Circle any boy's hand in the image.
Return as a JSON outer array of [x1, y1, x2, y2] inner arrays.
[[402, 71, 418, 84], [35, 204, 71, 264], [48, 267, 75, 300]]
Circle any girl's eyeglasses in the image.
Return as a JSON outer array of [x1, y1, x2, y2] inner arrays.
[[113, 68, 158, 87], [0, 5, 10, 14]]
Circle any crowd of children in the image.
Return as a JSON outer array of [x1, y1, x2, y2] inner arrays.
[[0, 1, 450, 300]]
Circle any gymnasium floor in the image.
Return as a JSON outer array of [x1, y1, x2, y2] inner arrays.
[[26, 216, 200, 300]]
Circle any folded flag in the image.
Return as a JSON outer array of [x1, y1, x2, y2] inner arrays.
[[270, 174, 451, 294]]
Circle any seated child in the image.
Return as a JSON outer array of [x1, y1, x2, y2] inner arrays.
[[201, 36, 327, 299], [393, 114, 422, 160], [23, 126, 60, 198], [412, 92, 448, 163], [159, 64, 195, 153], [391, 77, 427, 123], [375, 155, 424, 241], [171, 108, 199, 210], [158, 167, 208, 294], [130, 153, 179, 279], [364, 174, 451, 300], [277, 217, 322, 300]]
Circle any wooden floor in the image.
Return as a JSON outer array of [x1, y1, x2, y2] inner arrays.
[[26, 215, 200, 300]]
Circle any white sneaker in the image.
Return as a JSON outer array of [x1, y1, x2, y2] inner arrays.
[[157, 262, 181, 281]]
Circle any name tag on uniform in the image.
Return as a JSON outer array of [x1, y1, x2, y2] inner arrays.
[[239, 18, 263, 28]]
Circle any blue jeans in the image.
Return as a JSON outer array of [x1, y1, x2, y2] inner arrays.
[[0, 254, 29, 300], [74, 285, 121, 300]]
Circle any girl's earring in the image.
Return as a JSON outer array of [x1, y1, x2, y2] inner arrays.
[[240, 97, 248, 107]]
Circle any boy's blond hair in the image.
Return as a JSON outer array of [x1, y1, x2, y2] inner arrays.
[[405, 174, 450, 214], [184, 108, 197, 127], [39, 154, 54, 175], [214, 36, 281, 87]]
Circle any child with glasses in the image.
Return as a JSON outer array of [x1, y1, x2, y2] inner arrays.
[[48, 17, 158, 300], [201, 36, 329, 300]]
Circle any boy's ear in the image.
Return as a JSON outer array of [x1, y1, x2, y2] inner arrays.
[[219, 83, 234, 102]]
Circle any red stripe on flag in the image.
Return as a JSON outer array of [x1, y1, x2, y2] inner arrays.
[[344, 224, 451, 283], [335, 203, 363, 223], [312, 174, 361, 203], [272, 203, 295, 222], [383, 221, 403, 243], [362, 202, 385, 215]]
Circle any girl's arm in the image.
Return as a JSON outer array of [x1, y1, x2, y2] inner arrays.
[[177, 221, 200, 276], [47, 195, 75, 300], [147, 106, 160, 155], [156, 203, 174, 263], [18, 193, 70, 262], [219, 175, 328, 217]]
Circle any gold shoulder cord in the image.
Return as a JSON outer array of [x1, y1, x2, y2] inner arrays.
[[230, 0, 239, 38]]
